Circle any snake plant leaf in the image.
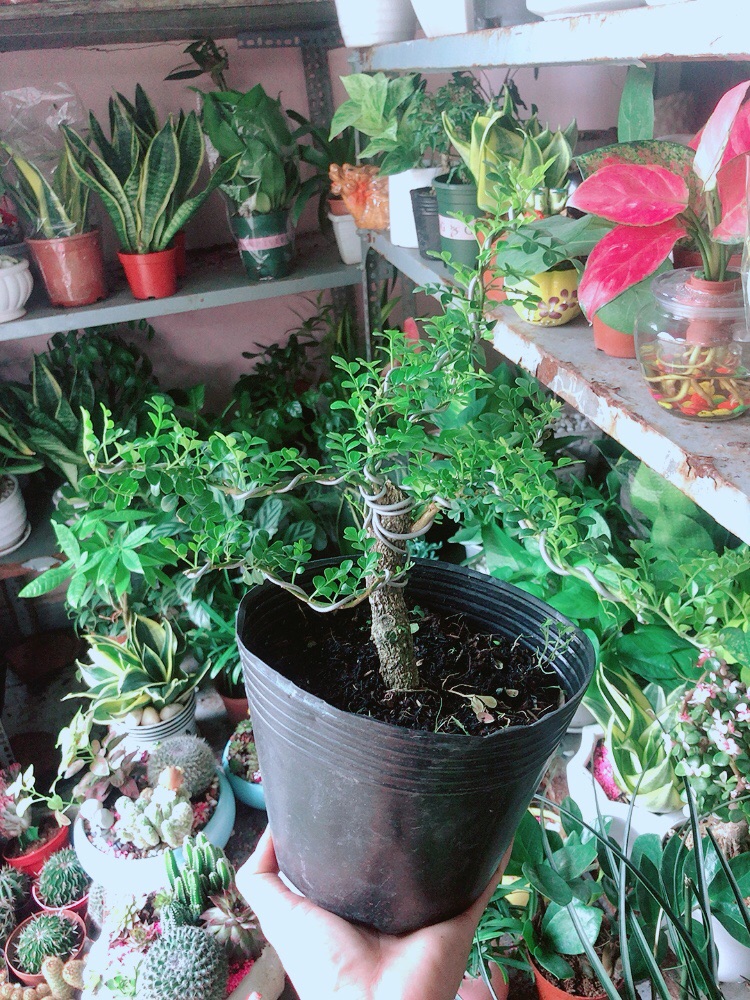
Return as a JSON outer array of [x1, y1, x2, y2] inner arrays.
[[160, 152, 239, 250], [62, 126, 138, 251], [520, 134, 544, 177], [136, 120, 179, 251], [173, 111, 204, 205], [1, 144, 75, 239], [32, 356, 63, 412], [545, 130, 573, 190], [135, 82, 159, 138]]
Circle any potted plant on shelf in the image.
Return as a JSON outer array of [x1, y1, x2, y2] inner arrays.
[[0, 144, 108, 308], [200, 85, 301, 282], [4, 908, 86, 989], [32, 847, 91, 916], [71, 614, 210, 750], [76, 268, 595, 934], [0, 766, 70, 877], [0, 253, 33, 324], [192, 590, 248, 724], [222, 719, 264, 811], [62, 108, 236, 300], [569, 78, 750, 421], [0, 473, 29, 556]]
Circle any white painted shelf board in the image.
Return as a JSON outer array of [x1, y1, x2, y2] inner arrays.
[[0, 235, 359, 344], [358, 2, 747, 72], [370, 233, 750, 543], [366, 233, 454, 288]]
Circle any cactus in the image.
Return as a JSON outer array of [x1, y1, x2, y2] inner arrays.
[[14, 913, 80, 976], [166, 833, 233, 921], [0, 866, 29, 911], [159, 899, 193, 931], [137, 925, 227, 1000], [113, 767, 193, 850], [41, 958, 73, 1000], [37, 849, 90, 908], [0, 899, 16, 950], [200, 892, 260, 962], [86, 883, 108, 931], [146, 736, 217, 798]]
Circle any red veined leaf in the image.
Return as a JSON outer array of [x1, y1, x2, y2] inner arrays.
[[568, 163, 688, 226], [725, 103, 750, 163], [694, 80, 750, 190], [713, 153, 749, 244], [579, 220, 687, 318]]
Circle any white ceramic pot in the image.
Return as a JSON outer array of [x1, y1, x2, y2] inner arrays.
[[712, 915, 750, 982], [525, 0, 645, 16], [411, 0, 475, 35], [0, 475, 30, 555], [566, 726, 684, 848], [477, 0, 539, 23], [328, 211, 362, 265], [73, 769, 236, 896], [0, 257, 33, 323], [388, 167, 440, 248], [112, 690, 198, 753], [227, 944, 285, 1000], [567, 702, 597, 732], [334, 0, 416, 46]]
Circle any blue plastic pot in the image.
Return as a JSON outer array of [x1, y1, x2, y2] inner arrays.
[[222, 740, 266, 811]]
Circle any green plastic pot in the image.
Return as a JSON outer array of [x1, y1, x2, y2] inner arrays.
[[433, 175, 481, 268], [230, 210, 295, 282]]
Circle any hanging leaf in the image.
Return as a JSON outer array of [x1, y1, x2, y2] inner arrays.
[[693, 79, 750, 191], [568, 163, 689, 226]]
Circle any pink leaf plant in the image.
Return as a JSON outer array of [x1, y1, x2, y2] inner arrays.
[[569, 80, 750, 318]]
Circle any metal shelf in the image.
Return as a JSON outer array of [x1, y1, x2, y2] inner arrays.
[[0, 0, 338, 52], [357, 4, 748, 73], [369, 233, 750, 545], [1, 235, 360, 344]]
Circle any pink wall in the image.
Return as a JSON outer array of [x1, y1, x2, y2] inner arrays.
[[1, 39, 625, 404]]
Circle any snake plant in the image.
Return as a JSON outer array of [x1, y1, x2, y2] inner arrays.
[[72, 614, 209, 723], [0, 143, 90, 239], [62, 107, 238, 254]]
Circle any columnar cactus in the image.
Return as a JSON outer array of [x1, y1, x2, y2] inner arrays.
[[113, 767, 193, 850], [165, 833, 233, 920], [14, 913, 80, 976], [37, 849, 91, 908], [146, 736, 217, 798], [137, 925, 228, 1000]]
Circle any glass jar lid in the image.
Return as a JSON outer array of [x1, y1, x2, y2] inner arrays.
[[652, 267, 746, 321]]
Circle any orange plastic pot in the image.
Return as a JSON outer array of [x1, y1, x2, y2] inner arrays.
[[31, 882, 88, 918], [458, 963, 509, 1000], [2, 822, 69, 877], [220, 694, 249, 725], [5, 908, 86, 987], [26, 230, 107, 308], [327, 197, 350, 217], [478, 231, 507, 304], [532, 959, 606, 1000], [118, 247, 178, 300], [683, 272, 741, 346], [592, 315, 636, 358]]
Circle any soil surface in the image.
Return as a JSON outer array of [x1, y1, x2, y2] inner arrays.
[[540, 954, 608, 998], [3, 816, 61, 860], [273, 604, 565, 736]]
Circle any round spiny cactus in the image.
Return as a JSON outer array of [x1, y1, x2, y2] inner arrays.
[[14, 913, 80, 976], [138, 925, 227, 1000], [146, 736, 216, 797], [0, 865, 29, 911], [0, 899, 16, 950], [37, 849, 91, 908]]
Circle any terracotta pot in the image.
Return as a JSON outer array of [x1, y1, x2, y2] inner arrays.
[[683, 272, 741, 345], [118, 247, 178, 300], [532, 959, 606, 1000], [592, 314, 636, 358], [4, 908, 86, 987], [173, 229, 187, 277], [458, 962, 509, 1000], [478, 231, 507, 304], [327, 197, 350, 217], [673, 247, 743, 271], [26, 230, 107, 308], [220, 693, 249, 725], [31, 882, 88, 918], [2, 823, 70, 877]]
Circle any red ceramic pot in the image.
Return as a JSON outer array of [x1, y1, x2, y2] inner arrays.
[[592, 314, 636, 358], [220, 694, 249, 726], [26, 230, 107, 308], [31, 882, 88, 918], [4, 908, 86, 988], [2, 823, 70, 877], [118, 246, 178, 300], [532, 958, 606, 1000]]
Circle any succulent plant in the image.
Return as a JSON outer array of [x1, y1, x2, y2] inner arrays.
[[113, 767, 193, 850], [165, 833, 233, 921], [14, 913, 80, 976], [147, 736, 216, 798], [227, 720, 261, 784], [0, 865, 29, 910], [160, 899, 193, 931], [37, 849, 91, 908], [0, 899, 16, 950], [137, 925, 228, 1000], [86, 883, 108, 931], [200, 891, 260, 961]]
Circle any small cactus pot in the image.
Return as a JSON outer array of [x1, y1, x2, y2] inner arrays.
[[4, 908, 86, 988], [72, 769, 235, 895], [31, 882, 88, 918], [222, 740, 266, 811], [0, 256, 33, 323]]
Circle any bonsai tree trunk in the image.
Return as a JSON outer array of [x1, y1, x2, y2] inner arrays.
[[366, 481, 419, 691]]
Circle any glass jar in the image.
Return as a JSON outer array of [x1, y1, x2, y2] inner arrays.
[[634, 268, 750, 421]]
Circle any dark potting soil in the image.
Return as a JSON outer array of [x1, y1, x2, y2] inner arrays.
[[274, 604, 565, 736]]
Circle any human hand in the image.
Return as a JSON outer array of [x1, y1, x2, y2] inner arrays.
[[236, 826, 511, 1000]]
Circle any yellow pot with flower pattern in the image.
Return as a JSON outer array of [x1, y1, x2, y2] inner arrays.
[[506, 265, 581, 327]]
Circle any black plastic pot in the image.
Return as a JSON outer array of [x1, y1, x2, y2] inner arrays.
[[410, 186, 441, 260], [237, 560, 595, 934]]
